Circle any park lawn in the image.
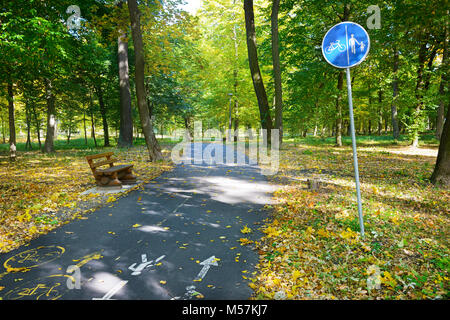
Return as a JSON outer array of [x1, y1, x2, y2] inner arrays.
[[0, 141, 173, 253], [248, 137, 449, 300]]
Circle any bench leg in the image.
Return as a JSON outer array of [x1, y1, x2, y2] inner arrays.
[[108, 172, 122, 187], [118, 168, 137, 185], [97, 173, 122, 187], [99, 176, 109, 186]]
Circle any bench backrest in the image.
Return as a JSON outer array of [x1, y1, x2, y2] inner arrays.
[[86, 152, 117, 174]]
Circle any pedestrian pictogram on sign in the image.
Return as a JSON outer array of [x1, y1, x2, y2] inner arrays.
[[322, 21, 370, 69]]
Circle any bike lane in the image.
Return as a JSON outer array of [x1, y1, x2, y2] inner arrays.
[[0, 143, 277, 300]]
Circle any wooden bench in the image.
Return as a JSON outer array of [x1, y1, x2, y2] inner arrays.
[[86, 152, 136, 187]]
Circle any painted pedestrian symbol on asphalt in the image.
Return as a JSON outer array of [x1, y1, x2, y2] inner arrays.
[[128, 254, 165, 276], [322, 21, 370, 68]]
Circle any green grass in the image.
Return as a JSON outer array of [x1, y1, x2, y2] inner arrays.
[[1, 132, 439, 154], [0, 136, 182, 153], [284, 133, 439, 147], [0, 137, 105, 152]]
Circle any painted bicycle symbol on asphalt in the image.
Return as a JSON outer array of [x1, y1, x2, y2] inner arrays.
[[1, 275, 74, 300], [3, 246, 65, 271]]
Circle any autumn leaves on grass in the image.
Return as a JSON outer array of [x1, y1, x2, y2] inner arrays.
[[247, 143, 449, 300], [0, 147, 173, 253]]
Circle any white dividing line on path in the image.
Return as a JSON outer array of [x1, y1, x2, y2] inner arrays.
[[92, 280, 128, 300], [173, 196, 190, 214], [170, 160, 214, 215]]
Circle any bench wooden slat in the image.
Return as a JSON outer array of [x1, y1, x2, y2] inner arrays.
[[86, 152, 114, 161], [97, 164, 133, 174], [91, 158, 117, 169], [86, 152, 136, 186]]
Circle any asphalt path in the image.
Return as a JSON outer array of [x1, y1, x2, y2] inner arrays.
[[0, 143, 277, 300]]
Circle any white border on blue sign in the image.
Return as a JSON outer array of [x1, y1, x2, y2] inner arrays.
[[321, 21, 370, 69]]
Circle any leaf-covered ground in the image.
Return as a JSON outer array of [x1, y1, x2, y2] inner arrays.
[[0, 146, 173, 253], [1, 137, 448, 299], [248, 138, 449, 300]]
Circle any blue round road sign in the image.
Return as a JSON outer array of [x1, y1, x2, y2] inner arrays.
[[322, 21, 370, 68]]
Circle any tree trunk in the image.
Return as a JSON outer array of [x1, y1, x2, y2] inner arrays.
[[335, 71, 343, 146], [128, 0, 163, 161], [67, 121, 72, 144], [368, 82, 372, 136], [334, 2, 350, 147], [117, 29, 134, 148], [271, 0, 283, 146], [431, 104, 450, 187], [411, 41, 431, 147], [7, 80, 16, 160], [436, 14, 448, 140], [377, 89, 383, 135], [96, 84, 110, 147], [31, 104, 41, 149], [89, 91, 98, 147], [43, 78, 56, 153], [391, 47, 400, 140], [228, 96, 233, 139], [83, 109, 88, 145], [243, 0, 273, 144], [436, 81, 446, 140], [90, 108, 97, 148], [1, 113, 5, 144], [384, 114, 389, 133], [232, 0, 239, 143], [25, 103, 32, 150], [234, 100, 239, 142]]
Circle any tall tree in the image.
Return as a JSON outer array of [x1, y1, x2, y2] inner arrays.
[[334, 2, 350, 147], [271, 0, 283, 146], [431, 105, 450, 187], [232, 0, 240, 142], [117, 29, 134, 148], [7, 79, 16, 161], [195, 0, 257, 132], [391, 46, 401, 140], [95, 83, 110, 147], [243, 0, 273, 142], [435, 10, 448, 140], [43, 78, 56, 153], [127, 0, 163, 161], [115, 0, 134, 148], [335, 71, 344, 146]]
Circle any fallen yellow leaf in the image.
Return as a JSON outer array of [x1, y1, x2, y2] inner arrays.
[[240, 225, 252, 234]]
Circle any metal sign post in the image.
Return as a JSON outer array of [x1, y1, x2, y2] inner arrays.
[[322, 21, 370, 237], [345, 67, 364, 237]]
